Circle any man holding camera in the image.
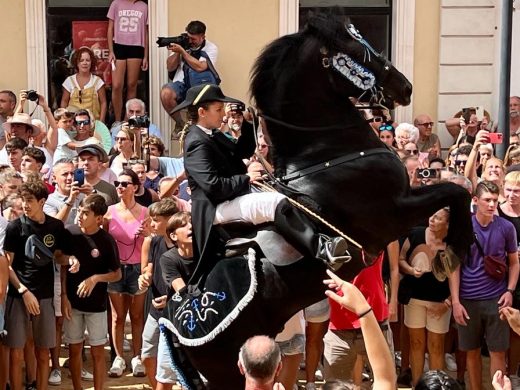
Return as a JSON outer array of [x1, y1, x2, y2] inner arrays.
[[110, 98, 161, 146], [160, 20, 218, 132]]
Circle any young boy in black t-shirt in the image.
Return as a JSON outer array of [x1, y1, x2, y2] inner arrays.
[[137, 198, 178, 388], [61, 194, 121, 390], [4, 180, 78, 390], [156, 212, 204, 388]]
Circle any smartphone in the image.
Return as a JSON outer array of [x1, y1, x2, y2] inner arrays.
[[417, 168, 439, 179], [418, 152, 429, 163], [475, 106, 484, 121], [73, 168, 85, 186], [488, 133, 503, 144]]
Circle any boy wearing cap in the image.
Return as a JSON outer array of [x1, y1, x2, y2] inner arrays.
[[173, 84, 350, 286]]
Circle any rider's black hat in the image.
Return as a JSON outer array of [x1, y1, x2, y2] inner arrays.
[[170, 84, 243, 113]]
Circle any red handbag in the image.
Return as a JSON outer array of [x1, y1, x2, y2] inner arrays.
[[474, 233, 507, 281]]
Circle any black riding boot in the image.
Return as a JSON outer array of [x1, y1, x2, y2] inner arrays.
[[273, 198, 351, 270]]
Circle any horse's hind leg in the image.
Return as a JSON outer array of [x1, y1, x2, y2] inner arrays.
[[396, 182, 472, 258]]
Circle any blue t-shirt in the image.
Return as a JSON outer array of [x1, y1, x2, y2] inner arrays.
[[158, 156, 184, 177], [460, 215, 517, 300]]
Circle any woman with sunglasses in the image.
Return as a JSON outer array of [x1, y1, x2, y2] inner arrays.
[[110, 125, 139, 176], [104, 168, 149, 378], [60, 47, 107, 123], [378, 123, 397, 149]]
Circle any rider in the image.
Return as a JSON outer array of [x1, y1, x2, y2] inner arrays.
[[175, 84, 351, 286]]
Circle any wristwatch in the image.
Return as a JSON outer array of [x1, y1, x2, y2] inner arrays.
[[507, 288, 515, 295], [18, 286, 28, 295]]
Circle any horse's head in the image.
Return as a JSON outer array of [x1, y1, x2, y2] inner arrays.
[[251, 13, 412, 125], [304, 13, 412, 108]]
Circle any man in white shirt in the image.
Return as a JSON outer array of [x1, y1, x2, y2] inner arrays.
[[160, 20, 218, 133]]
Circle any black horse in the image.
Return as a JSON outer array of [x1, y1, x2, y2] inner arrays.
[[164, 14, 472, 390]]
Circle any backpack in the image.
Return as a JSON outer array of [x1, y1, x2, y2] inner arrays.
[[183, 51, 221, 88], [21, 215, 54, 267]]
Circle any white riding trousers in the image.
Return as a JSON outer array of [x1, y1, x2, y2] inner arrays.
[[213, 192, 287, 225]]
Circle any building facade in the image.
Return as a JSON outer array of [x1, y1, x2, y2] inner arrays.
[[1, 0, 516, 153]]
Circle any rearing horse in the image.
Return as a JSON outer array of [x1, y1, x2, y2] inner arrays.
[[251, 13, 472, 260], [164, 14, 472, 390]]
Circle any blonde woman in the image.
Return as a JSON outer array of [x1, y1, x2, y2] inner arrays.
[[110, 124, 140, 176]]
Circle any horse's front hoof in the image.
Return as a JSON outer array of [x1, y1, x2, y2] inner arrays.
[[318, 235, 352, 270]]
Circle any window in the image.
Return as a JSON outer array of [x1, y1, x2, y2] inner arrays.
[[46, 0, 149, 123], [299, 0, 392, 59]]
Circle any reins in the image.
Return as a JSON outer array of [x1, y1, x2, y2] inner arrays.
[[253, 180, 362, 250]]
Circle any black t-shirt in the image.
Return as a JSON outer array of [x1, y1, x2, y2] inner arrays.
[[498, 206, 520, 243], [402, 227, 450, 302], [498, 206, 520, 307], [65, 227, 120, 312], [5, 214, 71, 300], [160, 247, 196, 296], [148, 236, 174, 320]]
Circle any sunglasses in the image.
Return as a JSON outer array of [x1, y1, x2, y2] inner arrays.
[[75, 119, 90, 126], [379, 124, 394, 132], [114, 181, 131, 188], [115, 137, 128, 142], [417, 122, 434, 127], [454, 160, 467, 166], [368, 116, 384, 123], [405, 149, 418, 155]]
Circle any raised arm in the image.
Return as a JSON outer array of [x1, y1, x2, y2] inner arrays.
[[324, 270, 396, 390]]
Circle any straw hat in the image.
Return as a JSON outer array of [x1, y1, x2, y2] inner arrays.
[[3, 113, 40, 136]]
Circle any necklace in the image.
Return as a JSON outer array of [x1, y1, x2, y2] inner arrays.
[[120, 201, 137, 211]]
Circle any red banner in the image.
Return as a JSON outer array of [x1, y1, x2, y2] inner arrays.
[[72, 21, 112, 86]]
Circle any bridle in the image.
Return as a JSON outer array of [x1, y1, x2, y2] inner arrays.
[[258, 23, 393, 134]]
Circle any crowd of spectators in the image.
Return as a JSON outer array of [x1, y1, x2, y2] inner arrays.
[[2, 1, 520, 390]]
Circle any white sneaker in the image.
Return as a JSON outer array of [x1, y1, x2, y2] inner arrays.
[[445, 353, 457, 371], [48, 368, 61, 386], [123, 338, 131, 352], [109, 356, 126, 378], [131, 356, 146, 377], [81, 368, 94, 381], [315, 368, 323, 381]]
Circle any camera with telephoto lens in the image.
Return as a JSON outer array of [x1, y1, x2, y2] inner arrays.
[[128, 115, 150, 128], [26, 90, 39, 102], [156, 33, 190, 50]]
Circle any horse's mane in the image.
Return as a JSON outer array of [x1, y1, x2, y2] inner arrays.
[[250, 33, 308, 117]]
